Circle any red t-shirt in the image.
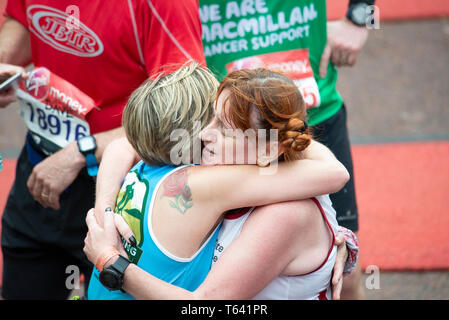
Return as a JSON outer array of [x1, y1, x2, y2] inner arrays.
[[5, 0, 206, 134]]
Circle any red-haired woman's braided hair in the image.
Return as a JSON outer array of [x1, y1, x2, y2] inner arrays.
[[279, 118, 311, 154], [219, 68, 312, 162]]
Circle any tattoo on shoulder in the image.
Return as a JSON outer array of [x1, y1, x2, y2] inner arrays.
[[161, 168, 193, 214]]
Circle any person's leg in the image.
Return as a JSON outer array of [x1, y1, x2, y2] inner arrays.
[[59, 166, 96, 298], [0, 146, 71, 299], [1, 145, 95, 299], [1, 244, 73, 300], [1, 220, 93, 300], [312, 104, 365, 299]]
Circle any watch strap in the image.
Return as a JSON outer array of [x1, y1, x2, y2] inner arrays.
[[110, 255, 132, 274], [96, 246, 119, 272], [85, 153, 98, 177]]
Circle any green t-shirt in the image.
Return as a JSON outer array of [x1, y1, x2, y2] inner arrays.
[[199, 0, 343, 126]]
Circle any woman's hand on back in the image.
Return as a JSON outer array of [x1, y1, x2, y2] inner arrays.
[[331, 232, 348, 300]]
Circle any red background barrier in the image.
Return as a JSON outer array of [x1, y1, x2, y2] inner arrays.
[[1, 0, 449, 27], [326, 0, 449, 21]]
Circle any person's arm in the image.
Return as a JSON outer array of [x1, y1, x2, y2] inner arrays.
[[189, 139, 350, 214], [84, 203, 298, 299], [0, 17, 32, 108], [28, 127, 126, 210], [0, 17, 32, 66], [319, 0, 375, 78], [107, 209, 353, 300], [92, 137, 348, 230], [0, 12, 127, 209], [0, 63, 28, 107], [86, 201, 349, 300], [94, 137, 141, 226]]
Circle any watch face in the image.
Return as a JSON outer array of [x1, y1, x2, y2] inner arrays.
[[78, 136, 95, 152], [99, 269, 122, 290], [351, 3, 368, 25]]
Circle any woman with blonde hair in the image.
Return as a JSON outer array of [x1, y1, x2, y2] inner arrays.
[[84, 63, 356, 300]]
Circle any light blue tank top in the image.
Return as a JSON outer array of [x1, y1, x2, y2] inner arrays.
[[87, 162, 221, 300]]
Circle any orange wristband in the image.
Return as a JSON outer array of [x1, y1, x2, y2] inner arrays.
[[96, 246, 120, 272]]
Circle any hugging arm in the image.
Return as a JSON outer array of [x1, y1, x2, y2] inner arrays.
[[87, 200, 353, 299], [119, 207, 356, 300], [190, 139, 350, 213], [94, 137, 141, 225], [126, 207, 292, 299], [86, 204, 301, 299], [93, 137, 349, 224]]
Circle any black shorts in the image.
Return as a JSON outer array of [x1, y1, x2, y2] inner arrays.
[[311, 104, 359, 232], [1, 242, 92, 300], [1, 145, 94, 299]]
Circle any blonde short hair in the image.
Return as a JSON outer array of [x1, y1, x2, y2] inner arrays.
[[122, 61, 218, 165]]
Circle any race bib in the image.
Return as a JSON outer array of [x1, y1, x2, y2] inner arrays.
[[17, 67, 96, 149], [226, 49, 321, 108]]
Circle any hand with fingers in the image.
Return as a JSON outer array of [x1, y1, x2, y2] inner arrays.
[[113, 211, 137, 247], [319, 18, 369, 78], [84, 207, 136, 268], [332, 232, 348, 300], [0, 63, 28, 108], [331, 226, 360, 299], [27, 142, 85, 210]]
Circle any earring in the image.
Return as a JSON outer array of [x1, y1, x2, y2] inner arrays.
[[256, 157, 269, 167]]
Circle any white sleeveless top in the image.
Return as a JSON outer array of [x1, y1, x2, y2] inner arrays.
[[212, 195, 338, 300]]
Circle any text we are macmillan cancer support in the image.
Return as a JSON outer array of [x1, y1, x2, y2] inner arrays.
[[200, 2, 319, 56]]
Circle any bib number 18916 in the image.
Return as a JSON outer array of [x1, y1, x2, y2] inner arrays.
[[18, 90, 90, 149], [24, 102, 88, 141]]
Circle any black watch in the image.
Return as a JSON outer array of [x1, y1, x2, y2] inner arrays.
[[77, 135, 98, 177], [346, 3, 370, 26], [99, 255, 131, 291]]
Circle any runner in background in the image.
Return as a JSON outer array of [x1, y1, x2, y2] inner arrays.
[[0, 0, 205, 300], [198, 0, 375, 299]]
